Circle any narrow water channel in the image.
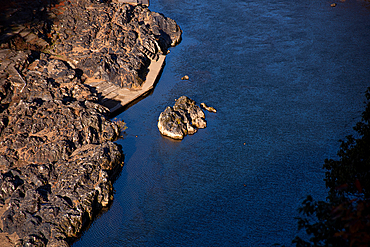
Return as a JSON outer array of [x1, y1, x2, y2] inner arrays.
[[73, 0, 370, 246]]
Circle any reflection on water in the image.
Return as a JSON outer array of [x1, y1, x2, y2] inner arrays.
[[73, 0, 370, 246]]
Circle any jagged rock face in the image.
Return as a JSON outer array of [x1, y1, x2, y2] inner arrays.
[[0, 0, 182, 245], [158, 96, 207, 140], [48, 1, 182, 89], [0, 50, 124, 246], [0, 142, 122, 246]]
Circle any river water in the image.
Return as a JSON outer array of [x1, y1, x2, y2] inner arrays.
[[73, 0, 370, 246]]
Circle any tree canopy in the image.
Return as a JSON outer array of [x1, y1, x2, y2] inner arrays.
[[293, 88, 370, 247]]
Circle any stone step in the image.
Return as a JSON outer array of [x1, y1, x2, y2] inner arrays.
[[83, 55, 166, 115], [140, 45, 159, 61]]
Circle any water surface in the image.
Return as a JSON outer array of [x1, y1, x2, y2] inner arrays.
[[74, 0, 370, 246]]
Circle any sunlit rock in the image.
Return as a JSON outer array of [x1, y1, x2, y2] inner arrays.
[[158, 96, 206, 139], [200, 102, 217, 113]]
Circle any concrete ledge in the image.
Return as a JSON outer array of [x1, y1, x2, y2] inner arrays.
[[84, 54, 165, 116]]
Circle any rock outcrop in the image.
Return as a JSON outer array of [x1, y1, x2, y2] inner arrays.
[[0, 0, 182, 246], [158, 96, 207, 140], [1, 0, 182, 90], [46, 0, 181, 89], [200, 102, 217, 113], [0, 49, 124, 247]]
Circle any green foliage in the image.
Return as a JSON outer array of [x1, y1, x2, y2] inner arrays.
[[294, 88, 370, 247]]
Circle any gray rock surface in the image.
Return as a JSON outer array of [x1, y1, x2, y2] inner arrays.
[[158, 96, 207, 140]]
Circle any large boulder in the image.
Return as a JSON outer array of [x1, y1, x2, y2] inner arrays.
[[158, 96, 206, 140]]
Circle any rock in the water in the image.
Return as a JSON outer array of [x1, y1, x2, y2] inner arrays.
[[200, 102, 217, 113], [158, 96, 206, 139]]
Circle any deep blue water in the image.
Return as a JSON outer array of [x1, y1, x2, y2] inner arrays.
[[73, 0, 370, 246]]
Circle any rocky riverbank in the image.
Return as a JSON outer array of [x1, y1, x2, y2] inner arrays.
[[0, 0, 181, 246]]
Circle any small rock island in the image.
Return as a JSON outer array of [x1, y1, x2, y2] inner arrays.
[[158, 96, 207, 140]]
